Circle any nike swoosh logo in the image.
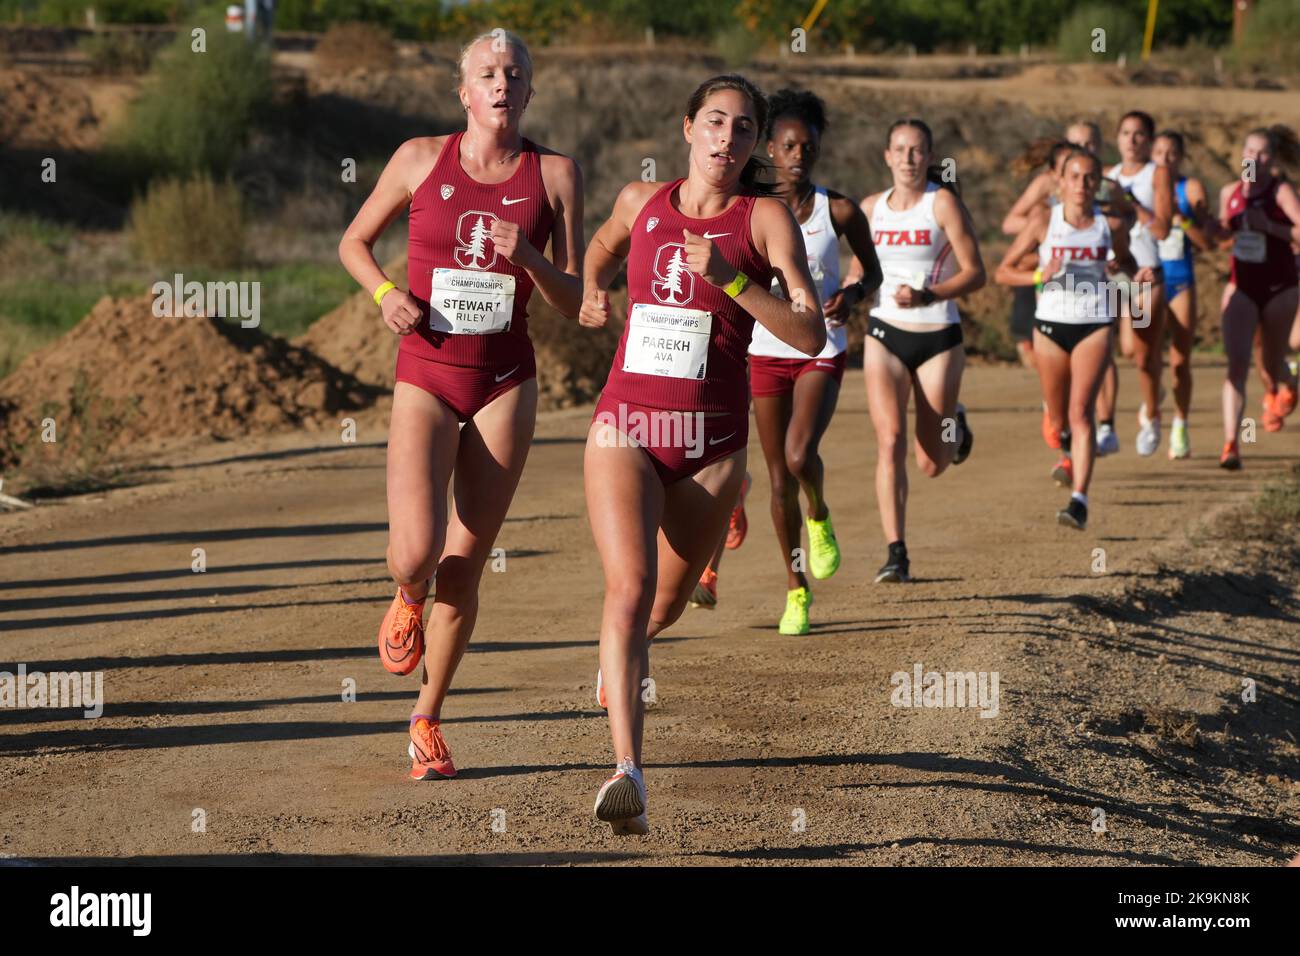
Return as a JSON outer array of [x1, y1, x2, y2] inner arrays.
[[815, 362, 834, 368], [494, 365, 520, 382], [702, 232, 730, 240], [708, 431, 737, 446], [805, 229, 823, 235], [501, 197, 529, 206]]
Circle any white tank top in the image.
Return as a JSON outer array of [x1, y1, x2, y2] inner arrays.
[[750, 187, 846, 359], [1036, 203, 1113, 324], [869, 182, 959, 325], [1107, 161, 1159, 268]]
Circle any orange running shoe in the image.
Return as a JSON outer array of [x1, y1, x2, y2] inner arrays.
[[408, 715, 456, 780], [1041, 409, 1061, 450], [378, 588, 425, 676], [1050, 455, 1073, 489], [1277, 383, 1298, 418], [689, 567, 718, 609], [1262, 392, 1283, 432], [725, 473, 751, 550], [1219, 440, 1242, 470]]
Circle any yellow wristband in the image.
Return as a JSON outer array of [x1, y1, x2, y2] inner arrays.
[[723, 271, 749, 298], [1032, 269, 1044, 288], [373, 281, 397, 307]]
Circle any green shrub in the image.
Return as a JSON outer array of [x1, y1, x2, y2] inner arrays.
[[110, 20, 272, 177], [1235, 0, 1300, 67], [78, 30, 158, 74], [1057, 4, 1143, 62], [128, 174, 246, 268], [714, 22, 761, 68]]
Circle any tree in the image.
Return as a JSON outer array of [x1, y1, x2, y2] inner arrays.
[[659, 247, 688, 303]]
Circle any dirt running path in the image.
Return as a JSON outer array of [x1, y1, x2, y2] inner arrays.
[[2, 364, 1298, 865]]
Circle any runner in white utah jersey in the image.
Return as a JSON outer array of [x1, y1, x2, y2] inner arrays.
[[846, 118, 985, 585], [996, 147, 1138, 531]]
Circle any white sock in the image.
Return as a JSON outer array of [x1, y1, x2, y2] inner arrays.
[[1071, 491, 1088, 507], [1173, 416, 1186, 427]]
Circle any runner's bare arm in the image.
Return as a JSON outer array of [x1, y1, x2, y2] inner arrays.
[[578, 181, 659, 328], [1002, 171, 1053, 236], [515, 153, 584, 318], [338, 136, 441, 335], [1268, 181, 1300, 246], [729, 196, 825, 356], [842, 192, 881, 286], [820, 192, 880, 326], [831, 192, 883, 291], [926, 190, 986, 300], [994, 208, 1048, 287], [1147, 164, 1174, 240], [1182, 177, 1215, 251], [1215, 182, 1239, 250], [338, 137, 439, 298], [1108, 219, 1138, 277]]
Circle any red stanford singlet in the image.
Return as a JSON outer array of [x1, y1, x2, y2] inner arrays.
[[601, 179, 774, 413], [404, 131, 555, 369]]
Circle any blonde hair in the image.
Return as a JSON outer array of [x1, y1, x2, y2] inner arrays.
[[457, 30, 533, 87]]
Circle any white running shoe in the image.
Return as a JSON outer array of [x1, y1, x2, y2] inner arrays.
[[1136, 404, 1161, 457], [1095, 423, 1120, 456], [594, 757, 648, 835]]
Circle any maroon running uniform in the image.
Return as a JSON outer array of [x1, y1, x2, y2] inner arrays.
[[398, 131, 555, 421], [1226, 179, 1298, 310], [594, 179, 774, 483], [749, 351, 847, 397]]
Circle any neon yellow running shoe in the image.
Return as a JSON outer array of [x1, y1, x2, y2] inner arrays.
[[805, 511, 841, 580], [778, 587, 812, 636]]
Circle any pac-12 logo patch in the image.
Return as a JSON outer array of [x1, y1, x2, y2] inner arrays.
[[440, 184, 454, 200], [651, 242, 695, 305], [455, 210, 498, 269], [646, 216, 659, 233]]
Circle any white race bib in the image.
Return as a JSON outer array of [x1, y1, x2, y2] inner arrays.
[[883, 264, 928, 290], [428, 268, 516, 334], [1233, 230, 1267, 264], [1157, 225, 1186, 261], [622, 302, 712, 379]]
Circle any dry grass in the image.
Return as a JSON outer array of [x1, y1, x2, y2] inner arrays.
[[128, 175, 246, 269]]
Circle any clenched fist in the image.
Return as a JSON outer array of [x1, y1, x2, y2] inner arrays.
[[682, 228, 737, 288], [490, 218, 539, 268], [579, 287, 611, 328], [380, 287, 422, 335]]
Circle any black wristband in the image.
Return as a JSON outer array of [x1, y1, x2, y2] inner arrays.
[[919, 288, 937, 306]]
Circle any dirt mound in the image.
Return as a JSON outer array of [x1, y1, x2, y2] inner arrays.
[[294, 256, 408, 389], [0, 295, 373, 473], [0, 68, 112, 150], [295, 254, 621, 411]]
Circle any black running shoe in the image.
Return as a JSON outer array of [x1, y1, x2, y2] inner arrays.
[[874, 542, 911, 583], [952, 404, 973, 465], [1057, 498, 1087, 530]]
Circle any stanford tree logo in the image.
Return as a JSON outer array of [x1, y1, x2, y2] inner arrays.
[[651, 242, 694, 305], [455, 210, 498, 270]]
